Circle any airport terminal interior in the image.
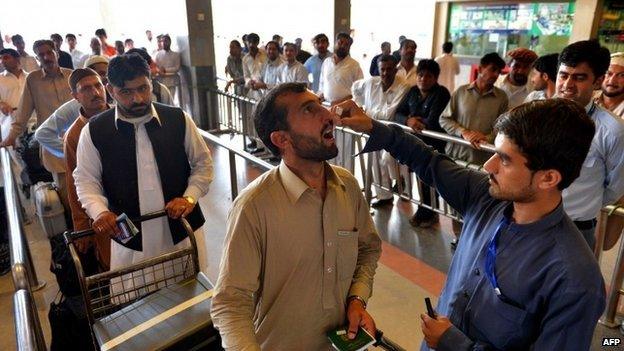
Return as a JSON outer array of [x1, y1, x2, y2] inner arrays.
[[1, 0, 624, 350]]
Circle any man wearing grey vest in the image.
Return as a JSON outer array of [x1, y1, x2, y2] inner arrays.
[[73, 53, 213, 273]]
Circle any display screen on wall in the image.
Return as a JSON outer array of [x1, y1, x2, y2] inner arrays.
[[448, 2, 575, 58], [598, 0, 624, 53]]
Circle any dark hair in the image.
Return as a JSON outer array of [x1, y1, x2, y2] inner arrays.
[[272, 34, 282, 41], [125, 48, 153, 64], [400, 39, 416, 50], [108, 53, 150, 88], [0, 48, 20, 58], [50, 33, 62, 42], [533, 53, 559, 82], [283, 42, 297, 51], [95, 28, 107, 37], [381, 42, 391, 50], [11, 34, 23, 43], [378, 54, 397, 65], [335, 32, 353, 45], [442, 41, 453, 54], [254, 82, 308, 156], [247, 33, 259, 44], [265, 41, 279, 50], [559, 40, 610, 78], [230, 40, 241, 48], [480, 52, 506, 70], [66, 33, 76, 40], [124, 38, 133, 45], [313, 33, 328, 43], [417, 59, 441, 78], [33, 40, 55, 54], [161, 34, 171, 41], [494, 99, 595, 190]]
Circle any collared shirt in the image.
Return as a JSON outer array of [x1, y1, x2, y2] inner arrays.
[[363, 121, 605, 351], [304, 51, 331, 92], [562, 103, 624, 220], [395, 62, 418, 87], [225, 55, 244, 84], [10, 67, 73, 172], [279, 60, 309, 85], [155, 50, 181, 87], [440, 82, 508, 164], [593, 90, 624, 118], [523, 89, 546, 103], [35, 99, 82, 158], [74, 104, 213, 221], [19, 54, 39, 73], [243, 50, 268, 100], [211, 162, 381, 351], [495, 74, 532, 109], [435, 54, 460, 93], [261, 57, 285, 90], [69, 48, 86, 69], [319, 55, 363, 103], [0, 69, 27, 117], [352, 76, 409, 121]]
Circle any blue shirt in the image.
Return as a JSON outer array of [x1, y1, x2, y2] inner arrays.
[[304, 51, 331, 93], [363, 121, 605, 351], [562, 103, 624, 220], [34, 98, 81, 158]]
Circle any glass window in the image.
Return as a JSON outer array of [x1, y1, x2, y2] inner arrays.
[[598, 0, 624, 54], [448, 2, 575, 58]]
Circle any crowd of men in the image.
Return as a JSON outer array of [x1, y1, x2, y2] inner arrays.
[[0, 26, 624, 351]]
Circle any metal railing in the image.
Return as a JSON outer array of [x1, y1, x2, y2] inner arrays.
[[204, 86, 624, 330], [1, 146, 46, 350]]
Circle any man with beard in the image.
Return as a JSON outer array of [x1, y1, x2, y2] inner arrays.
[[155, 34, 181, 103], [334, 97, 604, 351], [319, 32, 363, 171], [304, 33, 332, 93], [524, 53, 558, 102], [243, 33, 267, 102], [50, 33, 73, 69], [73, 53, 214, 274], [396, 39, 418, 87], [594, 52, 624, 118], [352, 54, 409, 207], [556, 40, 624, 249], [440, 52, 508, 165], [495, 48, 537, 109], [211, 82, 381, 350], [250, 41, 284, 93], [10, 34, 39, 72]]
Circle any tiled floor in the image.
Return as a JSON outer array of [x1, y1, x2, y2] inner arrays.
[[1, 134, 623, 350]]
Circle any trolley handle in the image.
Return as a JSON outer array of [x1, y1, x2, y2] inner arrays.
[[63, 209, 169, 244]]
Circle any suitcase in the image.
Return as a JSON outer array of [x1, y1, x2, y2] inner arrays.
[[34, 182, 67, 238]]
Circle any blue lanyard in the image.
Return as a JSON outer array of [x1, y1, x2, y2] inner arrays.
[[484, 217, 510, 296]]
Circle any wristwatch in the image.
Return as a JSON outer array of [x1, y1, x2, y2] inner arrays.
[[183, 195, 196, 205], [347, 295, 367, 309]]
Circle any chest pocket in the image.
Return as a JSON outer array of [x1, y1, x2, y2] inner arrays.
[[337, 230, 358, 280], [465, 277, 529, 350]]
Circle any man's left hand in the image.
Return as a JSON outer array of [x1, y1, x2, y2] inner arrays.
[[346, 298, 376, 340], [165, 197, 195, 219], [421, 313, 452, 349]]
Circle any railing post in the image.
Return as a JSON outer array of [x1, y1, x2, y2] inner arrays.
[[228, 151, 239, 200]]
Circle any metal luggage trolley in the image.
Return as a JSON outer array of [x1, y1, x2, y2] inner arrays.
[[64, 210, 223, 351]]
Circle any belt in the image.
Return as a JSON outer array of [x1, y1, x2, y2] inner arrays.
[[573, 218, 597, 231]]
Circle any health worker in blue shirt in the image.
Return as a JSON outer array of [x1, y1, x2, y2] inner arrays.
[[333, 97, 605, 351]]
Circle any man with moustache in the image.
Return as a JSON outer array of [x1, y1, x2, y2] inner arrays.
[[11, 34, 39, 73], [73, 53, 214, 272], [556, 40, 624, 249], [495, 48, 537, 109], [440, 52, 508, 165], [396, 39, 418, 87], [63, 68, 110, 265], [1, 40, 73, 211], [352, 54, 409, 207], [211, 82, 381, 350], [594, 52, 624, 118], [250, 41, 284, 93], [304, 33, 332, 93], [335, 97, 604, 351]]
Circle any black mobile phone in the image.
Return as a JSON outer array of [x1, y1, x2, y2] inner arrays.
[[425, 297, 436, 319]]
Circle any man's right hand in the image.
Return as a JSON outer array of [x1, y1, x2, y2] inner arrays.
[[406, 116, 426, 132], [461, 129, 486, 149], [93, 211, 121, 239], [332, 100, 373, 134], [0, 102, 12, 115]]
